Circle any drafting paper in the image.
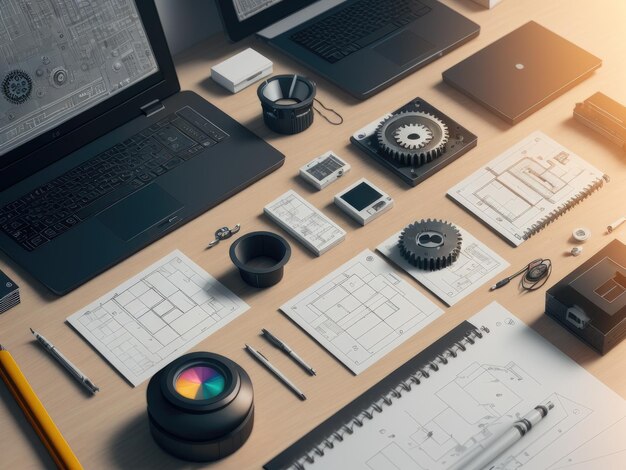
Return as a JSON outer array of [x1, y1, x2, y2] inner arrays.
[[377, 226, 509, 306], [67, 250, 249, 386], [448, 131, 605, 246], [299, 302, 626, 469], [280, 250, 443, 374]]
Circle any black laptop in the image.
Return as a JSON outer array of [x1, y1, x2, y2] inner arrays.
[[216, 0, 480, 99], [443, 22, 602, 124], [0, 0, 284, 295]]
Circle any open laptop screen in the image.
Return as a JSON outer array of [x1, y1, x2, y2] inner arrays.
[[234, 0, 285, 22], [0, 0, 159, 158], [217, 0, 317, 41]]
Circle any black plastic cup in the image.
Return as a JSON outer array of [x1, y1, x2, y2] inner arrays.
[[229, 231, 291, 288]]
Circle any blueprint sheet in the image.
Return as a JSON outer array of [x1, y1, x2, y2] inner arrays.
[[377, 226, 509, 306], [67, 250, 248, 386], [447, 131, 606, 246], [303, 302, 626, 470], [280, 250, 443, 374]]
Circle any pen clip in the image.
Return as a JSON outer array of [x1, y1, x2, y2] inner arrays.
[[262, 329, 284, 348]]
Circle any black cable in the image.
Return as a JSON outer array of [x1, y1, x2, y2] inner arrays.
[[313, 98, 344, 125], [490, 258, 552, 292]]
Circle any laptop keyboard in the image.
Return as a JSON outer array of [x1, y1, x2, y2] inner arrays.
[[290, 0, 431, 64], [0, 107, 228, 252]]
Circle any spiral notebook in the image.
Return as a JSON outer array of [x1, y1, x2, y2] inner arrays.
[[265, 302, 626, 470], [447, 131, 607, 246]]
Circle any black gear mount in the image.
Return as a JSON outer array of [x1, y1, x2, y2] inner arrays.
[[398, 219, 462, 270]]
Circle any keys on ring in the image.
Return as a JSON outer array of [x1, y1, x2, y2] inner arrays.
[[207, 224, 241, 249]]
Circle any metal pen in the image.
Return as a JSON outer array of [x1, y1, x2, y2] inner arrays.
[[31, 328, 100, 395], [244, 344, 306, 400], [461, 402, 554, 470], [261, 329, 316, 376]]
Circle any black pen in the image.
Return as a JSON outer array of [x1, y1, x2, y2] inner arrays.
[[261, 329, 316, 376], [245, 344, 306, 400]]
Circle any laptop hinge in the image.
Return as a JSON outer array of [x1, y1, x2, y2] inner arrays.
[[140, 99, 165, 117]]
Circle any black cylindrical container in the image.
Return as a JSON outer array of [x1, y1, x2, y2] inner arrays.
[[147, 352, 254, 462], [257, 74, 316, 134], [230, 231, 291, 288]]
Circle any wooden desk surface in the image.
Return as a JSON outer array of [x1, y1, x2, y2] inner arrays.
[[1, 1, 625, 468]]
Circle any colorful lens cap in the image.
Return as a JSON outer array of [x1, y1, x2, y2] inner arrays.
[[175, 365, 225, 400]]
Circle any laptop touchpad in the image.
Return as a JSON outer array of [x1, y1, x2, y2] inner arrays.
[[374, 30, 434, 66], [98, 184, 183, 241]]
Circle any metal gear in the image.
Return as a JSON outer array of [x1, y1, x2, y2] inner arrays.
[[393, 123, 432, 149], [398, 219, 462, 270], [376, 111, 449, 166], [2, 70, 33, 104]]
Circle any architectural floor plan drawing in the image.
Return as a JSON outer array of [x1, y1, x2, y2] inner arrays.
[[447, 131, 606, 246], [280, 250, 443, 374], [264, 190, 346, 256], [67, 250, 249, 386], [377, 226, 509, 306], [0, 0, 158, 155], [302, 303, 626, 470]]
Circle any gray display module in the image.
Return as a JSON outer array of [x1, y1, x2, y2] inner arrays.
[[0, 0, 158, 156]]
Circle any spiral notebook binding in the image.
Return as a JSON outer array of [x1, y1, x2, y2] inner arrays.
[[290, 326, 490, 470], [522, 176, 606, 241]]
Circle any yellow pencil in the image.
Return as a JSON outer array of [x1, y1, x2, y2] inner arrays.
[[0, 344, 83, 470]]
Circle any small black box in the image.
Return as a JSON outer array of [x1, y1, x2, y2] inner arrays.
[[546, 239, 626, 354]]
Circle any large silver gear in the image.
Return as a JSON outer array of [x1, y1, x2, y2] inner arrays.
[[376, 111, 449, 166], [398, 219, 462, 270], [2, 70, 33, 104]]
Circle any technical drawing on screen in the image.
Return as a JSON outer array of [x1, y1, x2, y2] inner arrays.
[[0, 0, 158, 156]]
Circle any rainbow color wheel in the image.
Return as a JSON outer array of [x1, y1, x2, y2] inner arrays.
[[174, 365, 226, 400]]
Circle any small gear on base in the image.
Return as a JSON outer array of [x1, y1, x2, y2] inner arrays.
[[350, 97, 477, 187], [398, 219, 462, 270], [376, 111, 449, 166]]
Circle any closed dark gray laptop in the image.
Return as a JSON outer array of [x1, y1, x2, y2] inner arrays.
[[443, 21, 602, 124]]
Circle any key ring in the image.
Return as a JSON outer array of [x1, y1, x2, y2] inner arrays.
[[207, 224, 241, 249]]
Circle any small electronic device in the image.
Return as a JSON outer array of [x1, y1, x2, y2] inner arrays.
[[574, 92, 626, 151], [147, 352, 254, 461], [299, 151, 350, 190], [0, 269, 19, 314], [334, 179, 393, 226], [351, 97, 477, 186], [443, 21, 602, 125], [211, 48, 273, 94], [546, 239, 626, 354], [264, 190, 346, 256]]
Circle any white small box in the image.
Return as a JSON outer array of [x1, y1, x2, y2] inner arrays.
[[211, 48, 273, 94], [472, 0, 502, 8]]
